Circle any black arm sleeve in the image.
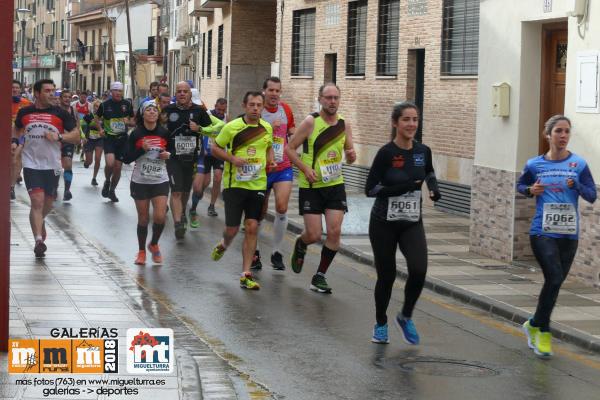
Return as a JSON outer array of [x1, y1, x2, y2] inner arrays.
[[365, 146, 418, 198], [424, 147, 441, 201], [196, 108, 212, 128], [365, 149, 386, 197], [123, 129, 145, 164]]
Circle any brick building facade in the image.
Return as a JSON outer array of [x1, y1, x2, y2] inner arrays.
[[472, 0, 600, 286], [190, 0, 277, 117], [276, 0, 479, 196]]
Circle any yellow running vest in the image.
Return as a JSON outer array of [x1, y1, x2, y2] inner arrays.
[[298, 113, 346, 189]]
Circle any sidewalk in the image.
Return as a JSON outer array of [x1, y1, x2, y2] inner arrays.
[[265, 187, 600, 353], [2, 202, 236, 400]]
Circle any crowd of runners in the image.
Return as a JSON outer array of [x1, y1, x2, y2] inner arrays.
[[10, 76, 596, 357]]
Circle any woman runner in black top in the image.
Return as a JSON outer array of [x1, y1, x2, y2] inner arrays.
[[365, 102, 441, 345], [124, 102, 171, 266]]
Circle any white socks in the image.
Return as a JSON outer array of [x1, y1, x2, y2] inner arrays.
[[272, 212, 288, 254]]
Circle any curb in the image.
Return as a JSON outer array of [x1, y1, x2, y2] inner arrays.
[[263, 210, 600, 354], [43, 206, 239, 399]]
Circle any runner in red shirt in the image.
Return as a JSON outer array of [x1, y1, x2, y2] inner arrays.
[[253, 77, 296, 271], [11, 80, 32, 200], [14, 79, 81, 257]]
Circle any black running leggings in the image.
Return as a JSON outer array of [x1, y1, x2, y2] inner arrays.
[[369, 217, 428, 326]]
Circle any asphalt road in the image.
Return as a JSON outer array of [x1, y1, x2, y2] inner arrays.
[[22, 162, 600, 400]]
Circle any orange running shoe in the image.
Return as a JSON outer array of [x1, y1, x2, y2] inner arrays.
[[148, 244, 163, 264], [134, 250, 146, 265]]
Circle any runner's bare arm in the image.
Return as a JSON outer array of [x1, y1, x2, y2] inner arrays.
[[95, 116, 105, 137], [285, 115, 314, 173], [211, 144, 246, 167], [344, 122, 356, 164], [61, 126, 83, 144], [267, 146, 277, 169]]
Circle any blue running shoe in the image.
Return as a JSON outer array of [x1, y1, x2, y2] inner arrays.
[[371, 324, 389, 344], [395, 314, 420, 345]]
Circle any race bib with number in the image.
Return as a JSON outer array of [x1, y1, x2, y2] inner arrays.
[[109, 119, 126, 133], [140, 158, 165, 178], [175, 136, 196, 155], [319, 155, 342, 183], [542, 203, 577, 234], [387, 191, 421, 222], [236, 158, 262, 182], [273, 136, 285, 163]]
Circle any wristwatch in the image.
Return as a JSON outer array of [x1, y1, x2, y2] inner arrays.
[[58, 133, 64, 142]]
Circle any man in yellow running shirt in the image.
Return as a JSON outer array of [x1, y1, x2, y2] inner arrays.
[[210, 91, 276, 290], [285, 83, 356, 294]]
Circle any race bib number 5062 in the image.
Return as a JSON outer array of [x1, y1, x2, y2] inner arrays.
[[542, 203, 577, 234]]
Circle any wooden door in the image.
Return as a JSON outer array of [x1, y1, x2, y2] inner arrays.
[[539, 24, 568, 154]]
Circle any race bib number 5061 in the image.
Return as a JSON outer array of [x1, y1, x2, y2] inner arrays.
[[387, 191, 421, 222]]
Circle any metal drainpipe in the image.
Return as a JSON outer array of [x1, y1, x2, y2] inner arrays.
[[278, 0, 284, 77], [225, 0, 232, 113]]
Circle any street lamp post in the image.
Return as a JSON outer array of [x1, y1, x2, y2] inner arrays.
[[34, 41, 41, 82], [102, 34, 109, 94], [61, 38, 69, 89], [16, 8, 31, 83]]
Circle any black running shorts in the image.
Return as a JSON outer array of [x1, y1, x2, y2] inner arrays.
[[222, 188, 265, 227], [130, 181, 170, 200], [166, 158, 195, 193], [299, 184, 348, 215]]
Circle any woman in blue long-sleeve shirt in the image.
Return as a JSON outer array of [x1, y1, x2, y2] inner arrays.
[[517, 115, 596, 357]]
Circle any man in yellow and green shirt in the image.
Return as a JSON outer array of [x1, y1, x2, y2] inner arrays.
[[210, 91, 275, 290], [285, 83, 357, 294]]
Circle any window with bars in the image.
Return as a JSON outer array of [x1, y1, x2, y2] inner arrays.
[[206, 30, 212, 78], [291, 8, 315, 76], [201, 33, 205, 78], [376, 0, 400, 76], [346, 0, 368, 76], [217, 25, 223, 78], [441, 0, 480, 76]]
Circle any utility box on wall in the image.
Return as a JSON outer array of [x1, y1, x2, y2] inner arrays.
[[492, 82, 510, 117], [576, 51, 599, 114]]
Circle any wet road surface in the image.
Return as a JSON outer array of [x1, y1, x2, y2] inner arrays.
[[26, 163, 600, 399]]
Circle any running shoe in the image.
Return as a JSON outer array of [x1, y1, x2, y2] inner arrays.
[[134, 250, 146, 265], [189, 210, 199, 229], [522, 319, 539, 350], [101, 181, 110, 197], [271, 251, 286, 270], [290, 237, 306, 274], [91, 178, 98, 186], [10, 187, 15, 201], [207, 204, 218, 217], [211, 243, 226, 261], [148, 244, 163, 264], [250, 250, 262, 270], [174, 222, 186, 239], [534, 331, 553, 357], [108, 190, 119, 202], [33, 240, 47, 258], [240, 272, 260, 290], [394, 314, 420, 345], [83, 162, 90, 169], [63, 190, 73, 201], [371, 324, 390, 344], [310, 274, 332, 294]]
